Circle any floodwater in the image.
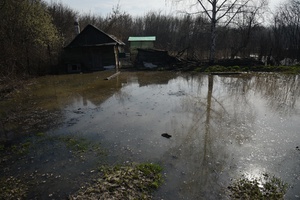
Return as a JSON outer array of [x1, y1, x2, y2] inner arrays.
[[1, 71, 300, 199]]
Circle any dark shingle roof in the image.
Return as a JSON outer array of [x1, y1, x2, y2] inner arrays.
[[65, 24, 125, 48]]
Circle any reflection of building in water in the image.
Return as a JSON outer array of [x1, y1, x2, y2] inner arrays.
[[125, 72, 178, 87], [76, 72, 178, 107], [76, 74, 124, 107]]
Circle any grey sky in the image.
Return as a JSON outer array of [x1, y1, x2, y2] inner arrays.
[[44, 0, 286, 17]]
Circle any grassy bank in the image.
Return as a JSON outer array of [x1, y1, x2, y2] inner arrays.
[[194, 65, 300, 74]]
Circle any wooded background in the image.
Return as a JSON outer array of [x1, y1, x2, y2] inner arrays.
[[0, 0, 299, 78]]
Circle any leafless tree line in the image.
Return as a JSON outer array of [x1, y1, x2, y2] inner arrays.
[[47, 0, 300, 63]]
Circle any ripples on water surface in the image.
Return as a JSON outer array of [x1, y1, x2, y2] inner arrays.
[[2, 72, 300, 199]]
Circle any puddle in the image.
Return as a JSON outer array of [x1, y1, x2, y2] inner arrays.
[[1, 72, 300, 199]]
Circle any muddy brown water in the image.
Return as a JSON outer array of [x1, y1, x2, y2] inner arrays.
[[1, 71, 300, 199]]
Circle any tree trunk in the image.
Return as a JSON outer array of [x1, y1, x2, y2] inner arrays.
[[209, 20, 217, 65], [209, 1, 217, 65]]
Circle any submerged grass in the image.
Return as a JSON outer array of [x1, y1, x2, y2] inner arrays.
[[27, 70, 123, 110], [228, 173, 288, 200], [59, 136, 90, 153], [0, 71, 123, 139], [70, 163, 164, 200], [0, 139, 32, 158], [0, 176, 28, 200], [0, 134, 101, 158], [0, 132, 106, 200], [56, 135, 106, 156]]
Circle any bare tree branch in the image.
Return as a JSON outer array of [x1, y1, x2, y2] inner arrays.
[[197, 0, 213, 20], [223, 0, 250, 27]]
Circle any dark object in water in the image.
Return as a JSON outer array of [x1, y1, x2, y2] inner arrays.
[[161, 133, 172, 139]]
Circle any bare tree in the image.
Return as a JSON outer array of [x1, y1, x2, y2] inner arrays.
[[170, 0, 255, 64], [101, 3, 133, 41], [273, 0, 300, 61], [229, 0, 268, 58]]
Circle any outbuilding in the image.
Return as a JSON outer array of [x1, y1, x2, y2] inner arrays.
[[128, 36, 156, 61], [63, 24, 125, 73]]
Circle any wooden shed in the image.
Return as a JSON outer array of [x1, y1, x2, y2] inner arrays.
[[63, 24, 125, 73]]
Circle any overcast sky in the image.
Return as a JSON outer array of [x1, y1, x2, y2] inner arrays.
[[44, 0, 286, 17]]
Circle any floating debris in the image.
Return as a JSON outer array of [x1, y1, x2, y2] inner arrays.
[[161, 133, 172, 139]]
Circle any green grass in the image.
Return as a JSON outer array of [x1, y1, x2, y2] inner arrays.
[[71, 162, 164, 199], [137, 163, 164, 189]]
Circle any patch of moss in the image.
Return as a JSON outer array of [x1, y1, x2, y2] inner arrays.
[[70, 163, 164, 199], [228, 173, 288, 200]]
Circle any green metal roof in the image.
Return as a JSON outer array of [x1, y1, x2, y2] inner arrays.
[[128, 36, 156, 42]]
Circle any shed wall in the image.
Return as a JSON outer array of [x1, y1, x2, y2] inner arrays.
[[63, 46, 115, 72]]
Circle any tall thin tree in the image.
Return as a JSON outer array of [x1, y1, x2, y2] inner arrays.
[[170, 0, 252, 64]]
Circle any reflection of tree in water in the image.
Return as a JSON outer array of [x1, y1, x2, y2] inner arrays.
[[161, 75, 256, 199], [220, 75, 256, 145], [254, 74, 300, 116]]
